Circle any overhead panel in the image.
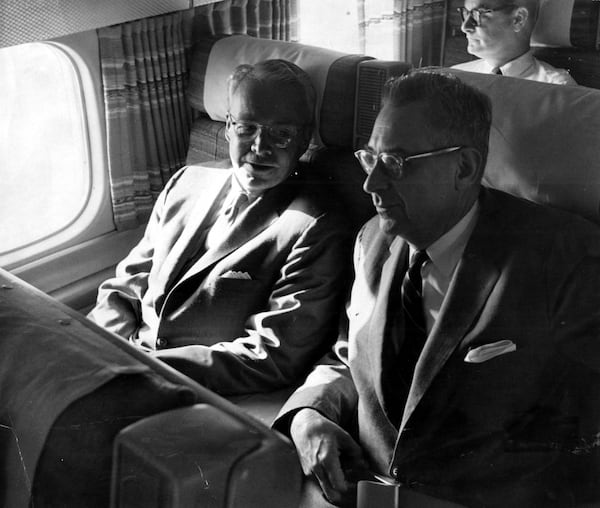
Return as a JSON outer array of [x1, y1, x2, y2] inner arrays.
[[0, 0, 220, 49]]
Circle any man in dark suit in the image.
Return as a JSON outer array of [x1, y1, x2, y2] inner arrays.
[[88, 60, 349, 395], [275, 70, 600, 507]]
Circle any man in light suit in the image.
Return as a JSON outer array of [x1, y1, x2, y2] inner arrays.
[[88, 60, 350, 395], [275, 70, 600, 507]]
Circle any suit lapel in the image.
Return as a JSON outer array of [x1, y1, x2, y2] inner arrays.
[[399, 191, 503, 432], [171, 177, 298, 289], [369, 237, 407, 416], [154, 170, 230, 311]]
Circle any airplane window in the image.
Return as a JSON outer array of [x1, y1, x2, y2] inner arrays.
[[0, 42, 89, 255], [0, 41, 111, 267], [297, 0, 396, 60]]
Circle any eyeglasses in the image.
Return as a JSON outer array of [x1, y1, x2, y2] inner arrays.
[[457, 5, 516, 26], [227, 113, 300, 149], [354, 146, 463, 179]]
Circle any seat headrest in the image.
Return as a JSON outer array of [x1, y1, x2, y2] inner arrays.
[[532, 0, 600, 49], [449, 69, 600, 224], [187, 34, 371, 147]]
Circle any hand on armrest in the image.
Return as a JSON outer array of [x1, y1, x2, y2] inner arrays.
[[290, 408, 369, 506]]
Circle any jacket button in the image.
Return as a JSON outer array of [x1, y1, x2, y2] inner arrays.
[[391, 467, 399, 478], [156, 337, 168, 348]]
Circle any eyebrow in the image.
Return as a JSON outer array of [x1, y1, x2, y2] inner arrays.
[[365, 144, 408, 154]]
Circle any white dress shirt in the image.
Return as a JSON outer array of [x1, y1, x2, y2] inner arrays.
[[452, 50, 576, 85], [410, 202, 480, 334]]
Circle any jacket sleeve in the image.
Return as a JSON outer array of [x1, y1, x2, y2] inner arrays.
[[86, 176, 175, 340], [271, 227, 370, 431], [548, 226, 600, 445], [154, 209, 353, 395]]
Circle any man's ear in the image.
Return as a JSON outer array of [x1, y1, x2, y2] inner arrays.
[[455, 146, 483, 189], [512, 6, 529, 32]]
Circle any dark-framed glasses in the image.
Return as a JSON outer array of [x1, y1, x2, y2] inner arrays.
[[457, 5, 516, 26], [354, 146, 463, 179], [227, 113, 299, 149]]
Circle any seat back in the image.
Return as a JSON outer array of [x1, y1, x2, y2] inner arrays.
[[0, 268, 301, 508], [186, 34, 372, 164], [111, 404, 301, 508], [449, 69, 600, 224], [185, 34, 390, 233]]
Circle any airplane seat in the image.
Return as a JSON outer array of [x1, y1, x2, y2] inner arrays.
[[446, 69, 600, 225], [186, 34, 372, 159], [185, 34, 408, 234], [530, 0, 600, 89], [0, 268, 302, 508], [184, 34, 411, 425]]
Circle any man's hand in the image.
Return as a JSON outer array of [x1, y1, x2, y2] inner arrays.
[[290, 408, 369, 505]]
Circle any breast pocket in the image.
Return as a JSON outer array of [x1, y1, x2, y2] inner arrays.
[[207, 276, 268, 327], [161, 277, 269, 346]]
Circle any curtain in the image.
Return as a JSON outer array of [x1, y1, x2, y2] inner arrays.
[[193, 0, 298, 41], [357, 0, 446, 66], [98, 11, 193, 230]]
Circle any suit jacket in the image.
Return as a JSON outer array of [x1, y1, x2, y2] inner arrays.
[[88, 161, 350, 395], [276, 188, 600, 507]]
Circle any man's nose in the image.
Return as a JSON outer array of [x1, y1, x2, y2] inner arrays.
[[250, 127, 272, 155], [461, 12, 476, 32], [362, 162, 389, 194]]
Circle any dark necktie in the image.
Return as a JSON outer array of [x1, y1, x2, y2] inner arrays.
[[394, 249, 430, 422], [401, 249, 429, 340]]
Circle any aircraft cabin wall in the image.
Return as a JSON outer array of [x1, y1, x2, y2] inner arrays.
[[2, 0, 600, 314]]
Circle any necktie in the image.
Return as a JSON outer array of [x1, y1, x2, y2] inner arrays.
[[392, 249, 429, 423], [401, 249, 429, 339], [491, 67, 502, 75], [223, 192, 249, 225], [205, 191, 249, 250]]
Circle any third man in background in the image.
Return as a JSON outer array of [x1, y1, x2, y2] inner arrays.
[[453, 0, 576, 84]]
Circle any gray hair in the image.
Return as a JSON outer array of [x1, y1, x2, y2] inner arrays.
[[382, 68, 492, 173], [227, 59, 317, 127]]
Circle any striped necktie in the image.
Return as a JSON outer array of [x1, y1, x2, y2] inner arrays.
[[384, 249, 430, 428], [401, 249, 429, 339], [398, 250, 430, 394]]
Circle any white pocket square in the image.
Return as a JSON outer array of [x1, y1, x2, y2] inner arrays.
[[464, 340, 516, 363], [221, 270, 252, 280]]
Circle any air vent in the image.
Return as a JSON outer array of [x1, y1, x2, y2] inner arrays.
[[353, 60, 412, 149]]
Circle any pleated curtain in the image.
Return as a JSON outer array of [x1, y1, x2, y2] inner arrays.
[[193, 0, 298, 41], [98, 11, 193, 230], [99, 2, 297, 230], [357, 0, 446, 66]]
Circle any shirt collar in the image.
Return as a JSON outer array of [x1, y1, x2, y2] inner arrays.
[[413, 201, 479, 278], [230, 173, 262, 204], [499, 50, 535, 78]]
